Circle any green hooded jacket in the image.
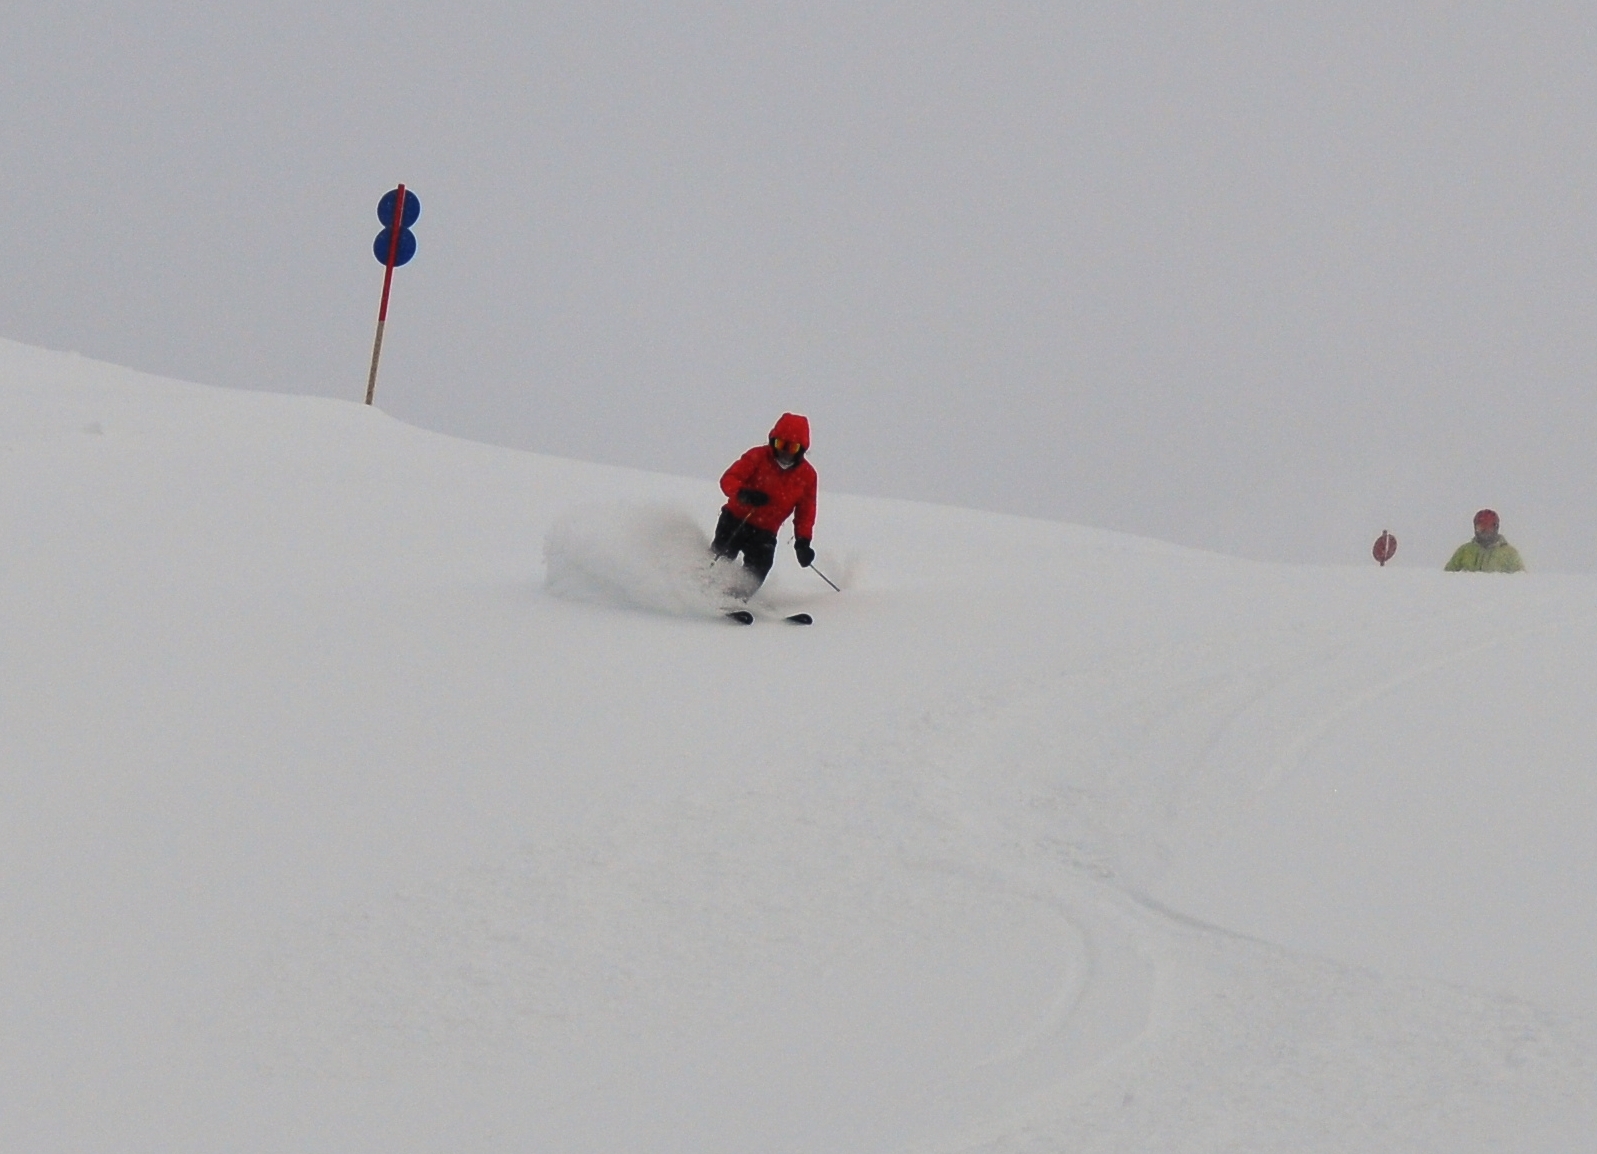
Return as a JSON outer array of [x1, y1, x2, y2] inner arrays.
[[1444, 538, 1524, 573]]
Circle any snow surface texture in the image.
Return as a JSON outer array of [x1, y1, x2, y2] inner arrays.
[[1, 337, 1593, 1152]]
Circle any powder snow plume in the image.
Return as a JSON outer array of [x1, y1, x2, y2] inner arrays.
[[543, 503, 747, 615]]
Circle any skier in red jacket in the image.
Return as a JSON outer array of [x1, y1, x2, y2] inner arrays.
[[712, 413, 818, 597]]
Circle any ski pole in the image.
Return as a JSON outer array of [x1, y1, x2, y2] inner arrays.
[[786, 529, 840, 591], [809, 564, 841, 592]]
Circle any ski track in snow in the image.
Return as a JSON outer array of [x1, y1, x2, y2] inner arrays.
[[1183, 604, 1597, 797], [883, 650, 1597, 1152]]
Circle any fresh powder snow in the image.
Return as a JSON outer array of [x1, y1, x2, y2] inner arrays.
[[1, 337, 1593, 1152]]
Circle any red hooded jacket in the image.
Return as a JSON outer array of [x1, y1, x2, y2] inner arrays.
[[719, 413, 818, 538]]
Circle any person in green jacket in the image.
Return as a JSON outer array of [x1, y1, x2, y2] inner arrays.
[[1444, 509, 1524, 572]]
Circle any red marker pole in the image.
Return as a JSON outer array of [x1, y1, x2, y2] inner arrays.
[[365, 184, 408, 406]]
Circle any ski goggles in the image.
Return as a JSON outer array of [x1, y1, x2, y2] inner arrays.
[[771, 438, 804, 456]]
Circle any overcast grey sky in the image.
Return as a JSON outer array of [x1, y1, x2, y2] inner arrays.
[[4, 3, 1595, 569]]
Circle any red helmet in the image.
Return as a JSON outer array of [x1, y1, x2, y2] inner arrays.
[[1474, 508, 1500, 531]]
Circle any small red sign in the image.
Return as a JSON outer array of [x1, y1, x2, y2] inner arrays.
[[1372, 530, 1397, 566]]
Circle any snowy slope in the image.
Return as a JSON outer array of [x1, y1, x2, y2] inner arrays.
[[1, 338, 1593, 1153]]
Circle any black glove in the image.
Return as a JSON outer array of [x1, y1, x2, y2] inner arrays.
[[794, 537, 815, 568], [736, 488, 770, 507]]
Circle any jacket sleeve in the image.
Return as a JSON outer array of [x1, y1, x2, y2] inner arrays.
[[1444, 545, 1470, 572], [792, 468, 817, 539], [720, 448, 762, 502]]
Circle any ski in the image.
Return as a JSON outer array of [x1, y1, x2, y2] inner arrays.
[[723, 610, 811, 625]]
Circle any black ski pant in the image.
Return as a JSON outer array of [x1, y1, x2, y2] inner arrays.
[[711, 509, 778, 593]]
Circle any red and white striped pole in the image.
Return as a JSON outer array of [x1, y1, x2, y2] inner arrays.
[[366, 183, 408, 406]]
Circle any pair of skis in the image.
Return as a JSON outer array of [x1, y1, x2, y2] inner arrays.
[[725, 609, 812, 626]]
